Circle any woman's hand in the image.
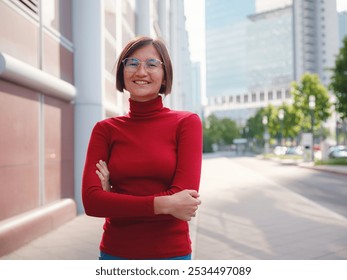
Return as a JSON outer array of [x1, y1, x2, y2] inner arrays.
[[154, 190, 201, 221], [96, 160, 111, 192]]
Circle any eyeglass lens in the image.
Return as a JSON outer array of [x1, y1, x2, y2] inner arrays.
[[123, 58, 162, 72]]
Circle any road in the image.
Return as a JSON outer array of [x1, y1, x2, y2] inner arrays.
[[229, 156, 347, 218], [192, 153, 347, 259]]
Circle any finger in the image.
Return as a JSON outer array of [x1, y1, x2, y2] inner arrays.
[[187, 190, 199, 198], [99, 160, 107, 168], [96, 165, 106, 178], [101, 161, 110, 175], [96, 162, 106, 172], [95, 170, 104, 180], [100, 160, 109, 170], [96, 163, 103, 172], [96, 162, 108, 176]]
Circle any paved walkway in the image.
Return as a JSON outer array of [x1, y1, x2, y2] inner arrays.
[[1, 156, 347, 260], [193, 156, 347, 259]]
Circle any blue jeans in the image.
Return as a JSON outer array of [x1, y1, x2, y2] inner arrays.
[[99, 251, 192, 260]]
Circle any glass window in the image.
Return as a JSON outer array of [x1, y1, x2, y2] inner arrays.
[[260, 92, 264, 101]]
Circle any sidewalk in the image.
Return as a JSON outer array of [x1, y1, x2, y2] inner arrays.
[[259, 154, 347, 176], [1, 156, 347, 260], [298, 161, 347, 176], [193, 156, 347, 259], [1, 214, 104, 260]]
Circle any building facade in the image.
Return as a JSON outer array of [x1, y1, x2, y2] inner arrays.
[[204, 0, 339, 128], [339, 11, 347, 46], [0, 0, 194, 257]]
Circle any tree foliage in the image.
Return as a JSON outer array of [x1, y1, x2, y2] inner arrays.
[[203, 114, 240, 152], [245, 73, 331, 146], [204, 73, 333, 153], [246, 103, 300, 145], [245, 111, 264, 143], [291, 73, 332, 132], [273, 103, 301, 140], [262, 104, 279, 138], [329, 36, 347, 120]]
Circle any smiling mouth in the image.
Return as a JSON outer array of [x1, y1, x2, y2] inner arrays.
[[134, 81, 149, 85]]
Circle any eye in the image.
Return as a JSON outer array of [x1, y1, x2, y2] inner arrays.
[[125, 58, 140, 67], [146, 59, 161, 68]]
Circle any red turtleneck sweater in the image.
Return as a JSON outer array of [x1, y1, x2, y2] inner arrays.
[[82, 96, 202, 259]]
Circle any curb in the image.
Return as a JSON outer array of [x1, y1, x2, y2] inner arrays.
[[258, 155, 347, 176], [298, 164, 347, 176]]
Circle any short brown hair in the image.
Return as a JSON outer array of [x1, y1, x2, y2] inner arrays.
[[115, 36, 173, 95]]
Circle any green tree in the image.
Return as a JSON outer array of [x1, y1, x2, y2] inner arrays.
[[202, 114, 240, 152], [329, 36, 347, 120], [219, 117, 240, 144], [245, 104, 301, 150], [262, 104, 278, 139], [245, 107, 272, 148], [275, 103, 301, 141], [291, 73, 332, 132], [203, 115, 220, 145], [245, 110, 264, 144]]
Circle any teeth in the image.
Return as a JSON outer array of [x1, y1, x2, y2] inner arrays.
[[134, 81, 149, 85]]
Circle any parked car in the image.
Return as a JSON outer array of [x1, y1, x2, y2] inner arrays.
[[328, 145, 347, 159], [285, 146, 303, 155], [273, 146, 287, 156]]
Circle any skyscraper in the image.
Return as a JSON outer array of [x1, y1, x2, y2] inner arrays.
[[205, 0, 339, 126], [205, 0, 255, 99], [338, 11, 347, 46]]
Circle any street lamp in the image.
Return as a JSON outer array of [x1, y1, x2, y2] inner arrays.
[[278, 108, 284, 146], [309, 95, 316, 161], [262, 115, 269, 154]]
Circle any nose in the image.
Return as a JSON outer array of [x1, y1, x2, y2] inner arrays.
[[135, 62, 148, 75]]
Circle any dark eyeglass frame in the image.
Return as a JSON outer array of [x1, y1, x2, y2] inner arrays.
[[122, 58, 164, 73]]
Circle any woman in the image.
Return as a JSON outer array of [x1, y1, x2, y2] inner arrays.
[[82, 36, 202, 260]]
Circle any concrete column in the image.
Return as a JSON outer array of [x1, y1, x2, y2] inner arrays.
[[73, 0, 105, 213], [158, 0, 168, 38], [136, 0, 150, 36], [169, 0, 179, 109]]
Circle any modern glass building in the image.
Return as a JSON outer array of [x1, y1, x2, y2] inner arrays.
[[204, 0, 339, 127], [338, 11, 347, 46], [205, 1, 255, 98], [247, 6, 293, 90]]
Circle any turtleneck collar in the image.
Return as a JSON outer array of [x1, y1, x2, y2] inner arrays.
[[128, 95, 164, 119]]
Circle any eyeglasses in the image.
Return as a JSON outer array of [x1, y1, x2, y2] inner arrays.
[[122, 58, 163, 73]]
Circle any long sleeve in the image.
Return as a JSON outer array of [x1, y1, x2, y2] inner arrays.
[[81, 122, 155, 218], [155, 113, 203, 196]]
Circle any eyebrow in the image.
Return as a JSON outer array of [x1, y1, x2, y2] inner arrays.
[[128, 57, 160, 61]]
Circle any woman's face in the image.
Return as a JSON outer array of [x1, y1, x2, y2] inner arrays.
[[123, 44, 165, 102]]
